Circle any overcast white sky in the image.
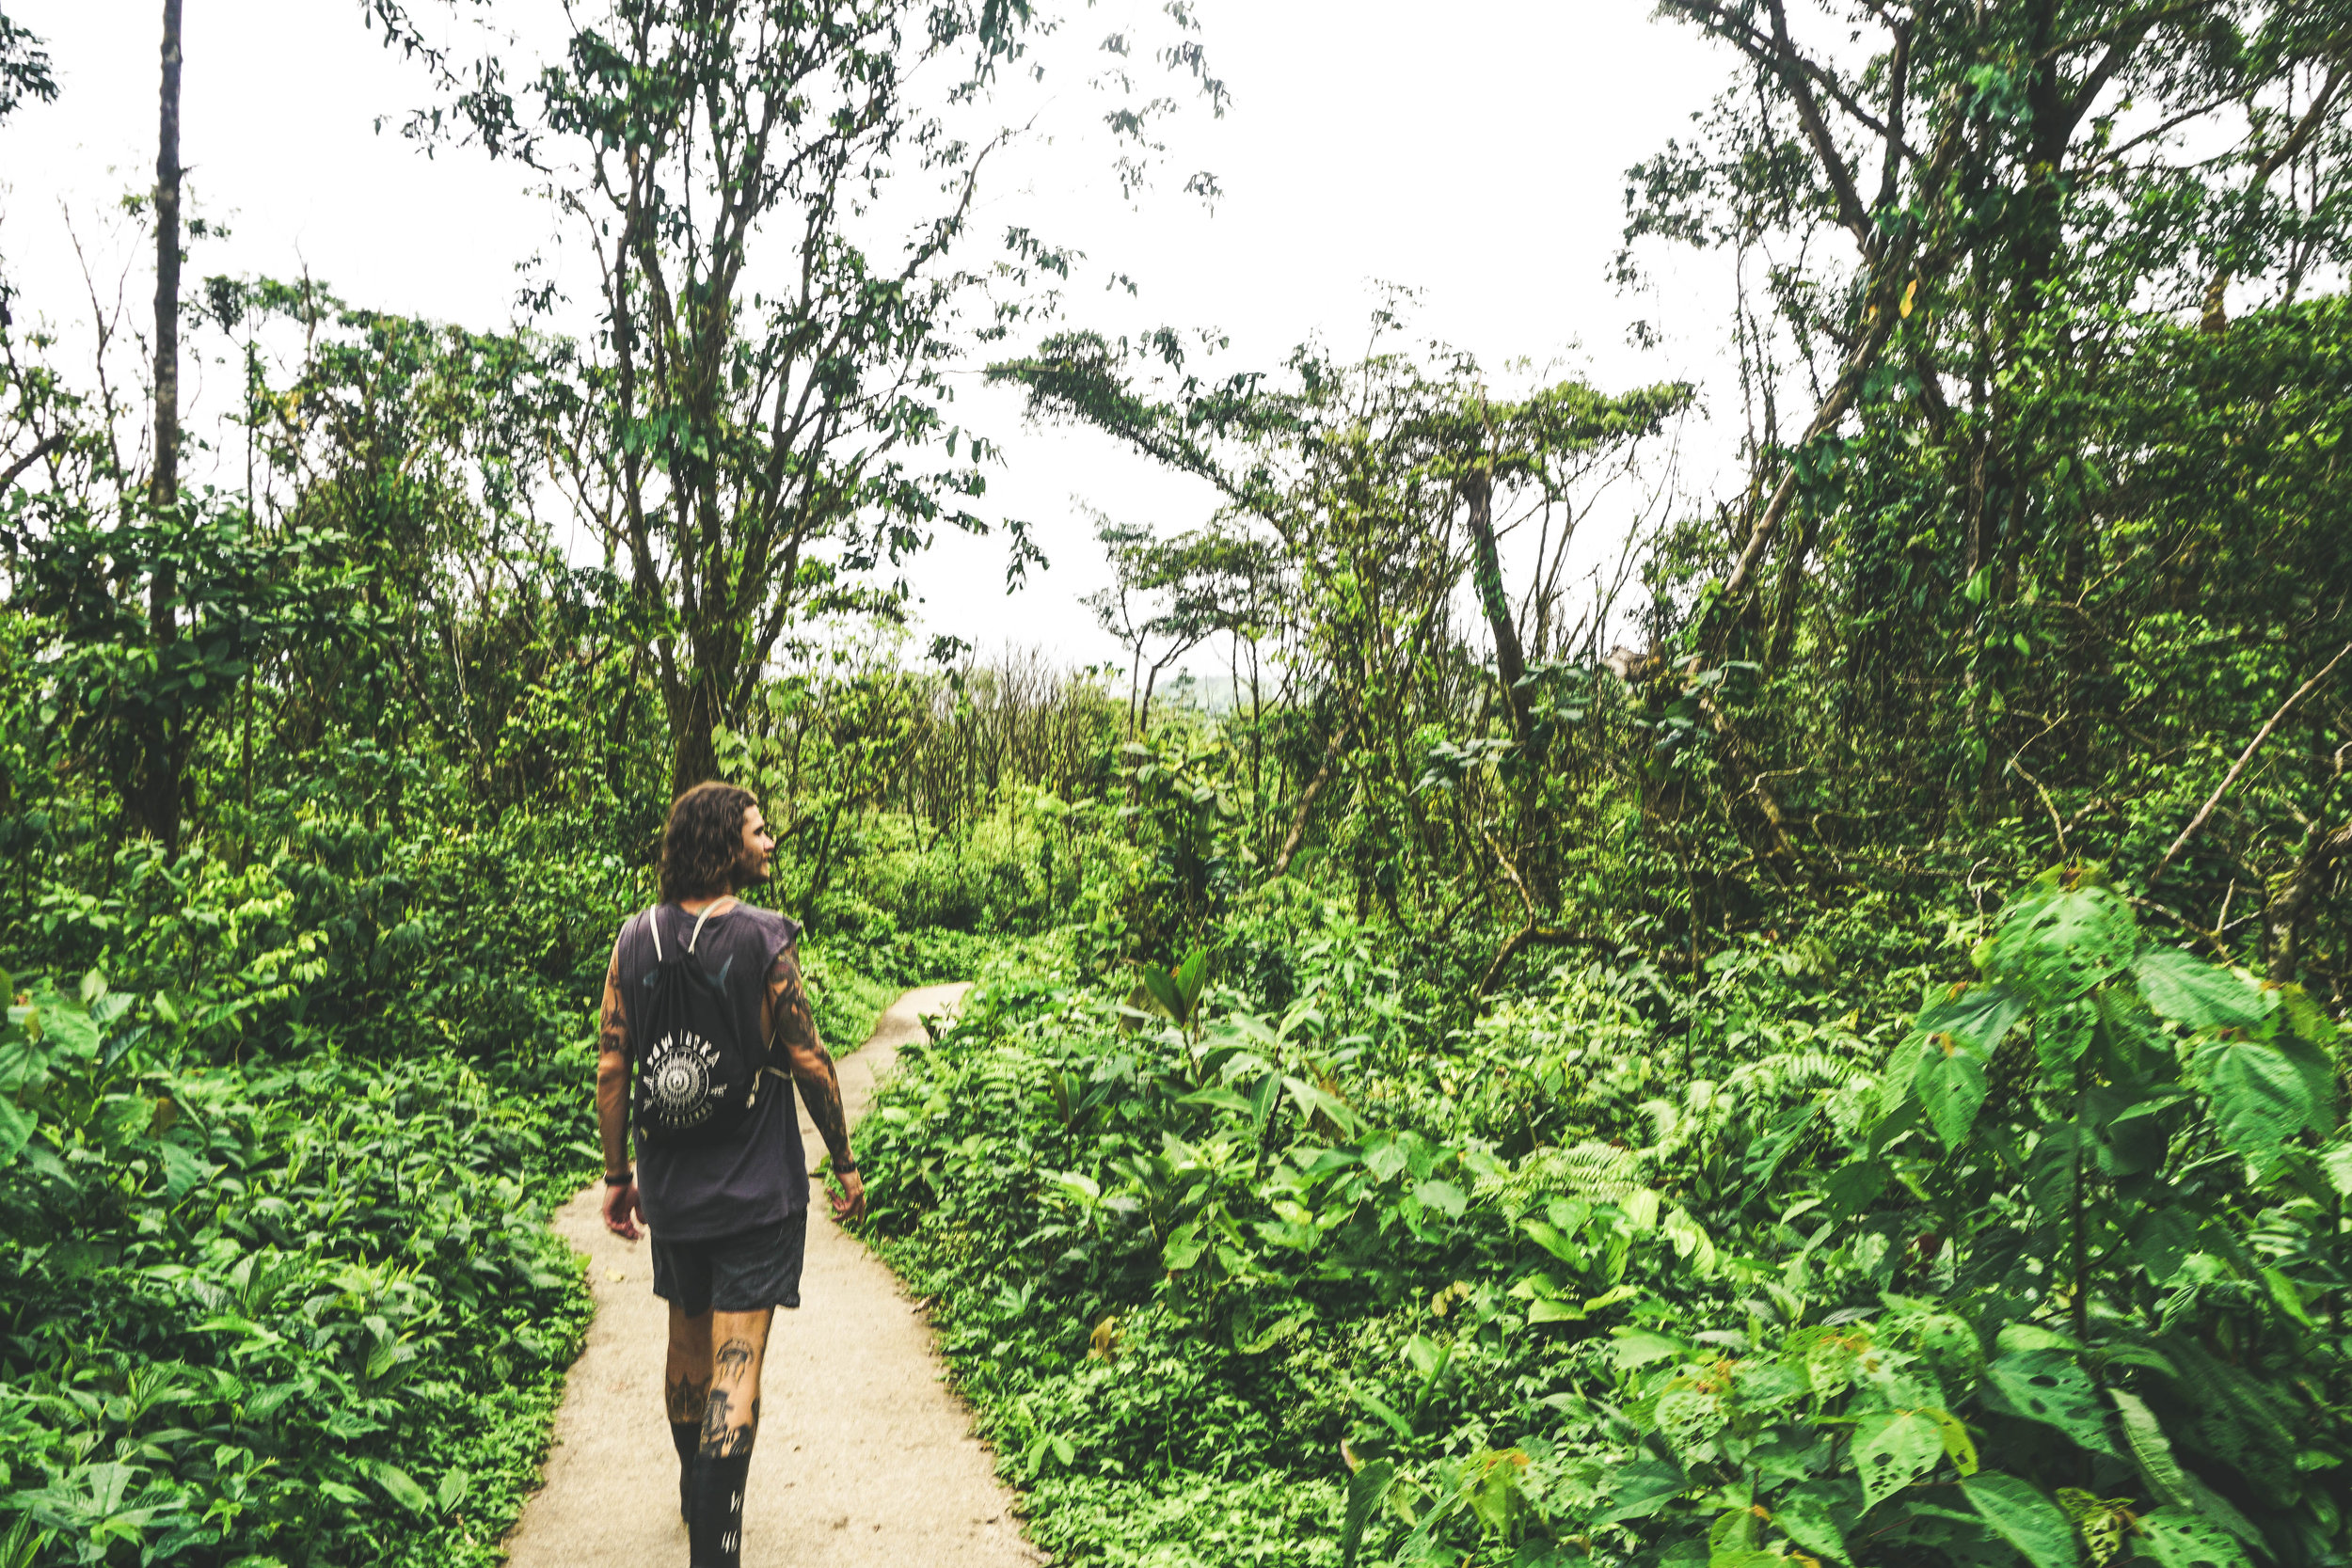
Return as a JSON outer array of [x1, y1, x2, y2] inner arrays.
[[3, 0, 1741, 673]]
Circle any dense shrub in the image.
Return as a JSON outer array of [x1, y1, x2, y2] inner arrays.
[[0, 974, 593, 1567], [859, 873, 2352, 1567]]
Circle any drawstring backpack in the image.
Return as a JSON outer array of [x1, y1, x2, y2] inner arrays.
[[628, 902, 768, 1148]]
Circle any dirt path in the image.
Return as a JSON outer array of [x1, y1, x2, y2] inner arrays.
[[503, 982, 1043, 1567]]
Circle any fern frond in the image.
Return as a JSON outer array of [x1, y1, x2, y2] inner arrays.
[[1475, 1139, 1647, 1219], [1725, 1049, 1869, 1103]]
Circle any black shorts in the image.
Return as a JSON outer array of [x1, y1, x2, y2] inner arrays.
[[650, 1212, 807, 1316]]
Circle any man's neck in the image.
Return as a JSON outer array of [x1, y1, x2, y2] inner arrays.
[[677, 891, 739, 916]]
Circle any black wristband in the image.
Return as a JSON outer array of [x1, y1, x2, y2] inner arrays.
[[834, 1162, 858, 1177], [605, 1168, 633, 1187]]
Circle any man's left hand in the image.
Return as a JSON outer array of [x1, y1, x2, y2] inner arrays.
[[831, 1168, 866, 1223], [602, 1180, 644, 1241]]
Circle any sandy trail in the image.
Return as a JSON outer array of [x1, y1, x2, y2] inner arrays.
[[503, 982, 1042, 1567]]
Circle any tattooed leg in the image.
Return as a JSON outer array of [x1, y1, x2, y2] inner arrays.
[[698, 1308, 771, 1458], [665, 1305, 714, 1420], [689, 1309, 771, 1567], [666, 1306, 713, 1521], [666, 1371, 712, 1423]]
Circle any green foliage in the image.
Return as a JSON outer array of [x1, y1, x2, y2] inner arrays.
[[0, 971, 594, 1566], [0, 10, 57, 124], [858, 864, 2350, 1567]]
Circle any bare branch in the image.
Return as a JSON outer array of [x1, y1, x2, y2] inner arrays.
[[2150, 641, 2352, 886]]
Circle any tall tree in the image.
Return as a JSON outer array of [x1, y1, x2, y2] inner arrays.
[[1632, 0, 2352, 670], [376, 0, 1223, 794], [1085, 515, 1276, 736], [129, 0, 186, 846]]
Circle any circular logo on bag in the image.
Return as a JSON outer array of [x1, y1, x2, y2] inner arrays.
[[644, 1031, 722, 1129]]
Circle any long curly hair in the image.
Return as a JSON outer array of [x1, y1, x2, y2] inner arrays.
[[660, 781, 757, 903]]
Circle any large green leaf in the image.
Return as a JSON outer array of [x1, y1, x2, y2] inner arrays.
[[1915, 1036, 1990, 1148], [1173, 947, 1208, 1013], [1138, 966, 1186, 1024], [2276, 984, 2342, 1050], [2133, 947, 2272, 1030], [1984, 1352, 2118, 1457], [1710, 1506, 1772, 1567], [1613, 1328, 1690, 1370], [1411, 1178, 1466, 1219], [1852, 1407, 1942, 1511], [1985, 875, 2139, 1002], [1521, 1218, 1584, 1265], [0, 1098, 33, 1164], [371, 1461, 433, 1515], [2187, 1033, 2324, 1165], [1963, 1473, 2078, 1568], [2277, 1032, 2342, 1131], [37, 1006, 100, 1062], [2105, 1388, 2265, 1546], [0, 1038, 44, 1095], [1595, 1457, 1687, 1524], [1339, 1458, 1393, 1568], [1161, 1221, 1205, 1272], [1772, 1486, 1850, 1563], [1915, 981, 2028, 1053], [2108, 1388, 2190, 1509], [156, 1141, 209, 1198], [2136, 1507, 2254, 1568], [2320, 1140, 2352, 1201]]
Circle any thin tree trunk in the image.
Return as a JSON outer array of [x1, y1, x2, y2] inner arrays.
[[134, 0, 184, 848], [2151, 641, 2352, 887], [2266, 819, 2351, 984], [1462, 470, 1532, 751], [1272, 719, 1353, 878], [152, 0, 182, 528]]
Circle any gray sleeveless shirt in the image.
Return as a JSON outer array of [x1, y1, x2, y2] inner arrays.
[[614, 902, 810, 1239]]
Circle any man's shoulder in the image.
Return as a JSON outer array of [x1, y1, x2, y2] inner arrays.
[[741, 905, 802, 953]]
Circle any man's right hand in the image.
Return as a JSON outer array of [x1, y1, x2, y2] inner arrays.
[[602, 1180, 644, 1241]]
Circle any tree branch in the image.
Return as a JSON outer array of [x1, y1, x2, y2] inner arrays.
[[2150, 640, 2352, 886], [0, 433, 64, 494], [1271, 717, 1353, 878]]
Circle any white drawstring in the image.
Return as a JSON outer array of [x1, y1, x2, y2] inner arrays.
[[648, 897, 730, 958]]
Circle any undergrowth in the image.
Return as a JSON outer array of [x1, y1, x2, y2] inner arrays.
[[861, 875, 2352, 1568], [0, 974, 595, 1567]]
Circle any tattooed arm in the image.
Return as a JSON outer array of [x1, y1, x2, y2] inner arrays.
[[596, 938, 644, 1240], [767, 945, 863, 1220]]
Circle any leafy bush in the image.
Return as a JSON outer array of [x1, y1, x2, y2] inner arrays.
[[858, 868, 2351, 1567], [0, 971, 595, 1567], [1569, 865, 2349, 1568]]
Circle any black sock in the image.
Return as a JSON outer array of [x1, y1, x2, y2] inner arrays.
[[669, 1422, 698, 1521], [688, 1449, 753, 1568]]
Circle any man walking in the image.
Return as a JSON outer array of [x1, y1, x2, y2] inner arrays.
[[595, 781, 863, 1568]]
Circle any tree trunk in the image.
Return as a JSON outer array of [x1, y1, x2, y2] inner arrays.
[[2266, 820, 2352, 984], [668, 672, 723, 799], [130, 0, 184, 848], [1271, 718, 1352, 878], [1461, 470, 1532, 752]]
